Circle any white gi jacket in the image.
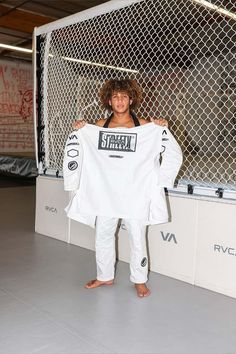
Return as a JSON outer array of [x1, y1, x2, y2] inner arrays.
[[63, 123, 182, 227]]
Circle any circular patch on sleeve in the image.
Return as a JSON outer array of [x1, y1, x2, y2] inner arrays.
[[68, 161, 78, 171], [141, 257, 147, 267]]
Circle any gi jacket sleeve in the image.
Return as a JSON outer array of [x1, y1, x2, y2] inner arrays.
[[158, 127, 183, 188], [63, 130, 83, 191]]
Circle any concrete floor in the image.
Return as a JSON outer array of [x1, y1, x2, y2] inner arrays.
[[0, 185, 236, 354]]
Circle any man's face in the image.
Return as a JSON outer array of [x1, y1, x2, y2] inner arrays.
[[109, 91, 132, 114]]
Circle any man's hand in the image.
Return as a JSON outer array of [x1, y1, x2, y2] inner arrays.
[[150, 117, 168, 127], [72, 119, 86, 130]]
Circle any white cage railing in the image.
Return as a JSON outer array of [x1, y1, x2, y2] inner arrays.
[[34, 0, 236, 199]]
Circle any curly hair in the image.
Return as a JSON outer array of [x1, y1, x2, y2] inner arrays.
[[99, 78, 142, 110]]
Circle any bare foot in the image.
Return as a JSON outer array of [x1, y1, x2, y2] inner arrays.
[[85, 279, 114, 289], [135, 283, 151, 298]]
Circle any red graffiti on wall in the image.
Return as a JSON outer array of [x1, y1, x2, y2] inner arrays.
[[0, 62, 34, 152], [19, 89, 33, 122]]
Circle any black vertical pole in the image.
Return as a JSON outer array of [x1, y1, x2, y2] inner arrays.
[[36, 35, 45, 165]]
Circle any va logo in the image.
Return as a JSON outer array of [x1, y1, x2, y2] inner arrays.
[[160, 231, 177, 244], [69, 134, 78, 140]]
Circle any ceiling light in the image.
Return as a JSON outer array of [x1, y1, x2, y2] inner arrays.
[[192, 0, 236, 21], [0, 43, 32, 54], [49, 53, 138, 74], [63, 56, 138, 73]]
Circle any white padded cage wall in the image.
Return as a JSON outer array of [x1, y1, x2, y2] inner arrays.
[[34, 0, 236, 199]]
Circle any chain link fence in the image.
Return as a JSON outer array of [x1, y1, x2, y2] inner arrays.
[[35, 0, 236, 196]]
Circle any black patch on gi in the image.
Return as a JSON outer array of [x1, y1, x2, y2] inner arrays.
[[98, 131, 137, 152], [66, 142, 80, 146], [161, 145, 166, 153], [109, 155, 124, 158], [68, 161, 78, 171], [141, 257, 147, 267]]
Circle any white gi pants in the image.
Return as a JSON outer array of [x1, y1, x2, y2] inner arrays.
[[95, 216, 148, 284]]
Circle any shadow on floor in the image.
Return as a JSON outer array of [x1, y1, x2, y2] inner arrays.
[[0, 175, 36, 188]]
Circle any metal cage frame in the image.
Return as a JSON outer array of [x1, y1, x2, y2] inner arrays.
[[33, 0, 236, 201]]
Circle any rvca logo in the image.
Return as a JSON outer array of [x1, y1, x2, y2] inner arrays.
[[45, 206, 57, 213], [98, 131, 137, 152]]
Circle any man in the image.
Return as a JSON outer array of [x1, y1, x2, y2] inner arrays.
[[66, 78, 182, 298], [73, 79, 168, 129]]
